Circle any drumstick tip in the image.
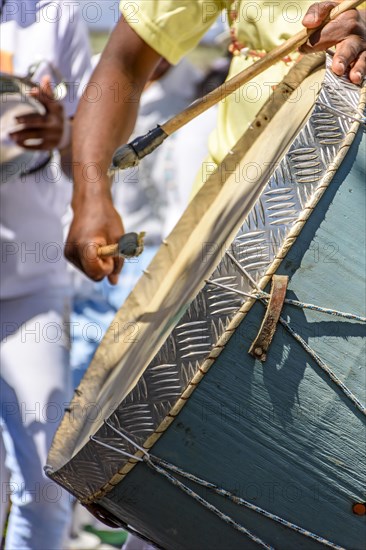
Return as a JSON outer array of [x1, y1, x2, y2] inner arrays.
[[108, 143, 140, 175], [118, 231, 146, 258], [108, 126, 168, 174]]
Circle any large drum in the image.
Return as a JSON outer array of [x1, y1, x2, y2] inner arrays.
[[46, 55, 366, 549]]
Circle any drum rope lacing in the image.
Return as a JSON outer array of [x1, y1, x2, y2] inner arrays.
[[91, 421, 346, 550], [203, 251, 366, 417]]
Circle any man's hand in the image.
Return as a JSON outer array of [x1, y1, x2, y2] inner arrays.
[[65, 191, 124, 285], [301, 2, 366, 85], [9, 76, 67, 150]]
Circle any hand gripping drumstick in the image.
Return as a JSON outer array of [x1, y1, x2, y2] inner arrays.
[[97, 231, 146, 259], [108, 0, 363, 174]]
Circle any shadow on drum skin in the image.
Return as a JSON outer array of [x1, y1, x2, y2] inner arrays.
[[261, 290, 366, 429], [260, 125, 366, 427], [231, 112, 366, 437], [300, 319, 365, 340]]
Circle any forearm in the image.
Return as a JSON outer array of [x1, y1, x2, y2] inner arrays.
[[72, 17, 161, 207], [66, 16, 161, 282], [72, 65, 140, 202]]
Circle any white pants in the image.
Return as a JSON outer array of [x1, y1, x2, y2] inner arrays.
[[0, 423, 10, 534], [0, 290, 72, 549], [122, 533, 157, 550]]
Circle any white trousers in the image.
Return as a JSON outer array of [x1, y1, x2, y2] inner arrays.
[[0, 290, 72, 549]]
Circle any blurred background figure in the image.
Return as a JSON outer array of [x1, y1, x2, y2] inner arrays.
[[0, 1, 91, 548]]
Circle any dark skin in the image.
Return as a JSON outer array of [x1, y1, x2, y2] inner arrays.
[[9, 76, 73, 177], [300, 2, 366, 83], [66, 1, 366, 283]]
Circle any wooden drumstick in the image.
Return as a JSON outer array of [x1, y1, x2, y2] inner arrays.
[[109, 0, 364, 174], [97, 232, 146, 259]]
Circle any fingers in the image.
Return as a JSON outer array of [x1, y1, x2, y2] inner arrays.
[[40, 75, 53, 96], [349, 50, 366, 84], [30, 76, 58, 111], [302, 1, 337, 29], [9, 127, 62, 149], [65, 177, 125, 282], [83, 255, 115, 282], [13, 113, 45, 126], [28, 77, 52, 99], [300, 4, 366, 84], [108, 256, 124, 285], [65, 239, 117, 282], [300, 11, 359, 53], [333, 36, 366, 82], [65, 203, 125, 283], [9, 77, 65, 149]]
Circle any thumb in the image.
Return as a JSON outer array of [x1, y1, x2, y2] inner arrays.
[[40, 75, 54, 96], [31, 75, 59, 112]]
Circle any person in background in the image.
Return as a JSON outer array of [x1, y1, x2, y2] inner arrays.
[[0, 1, 91, 548], [65, 0, 366, 283]]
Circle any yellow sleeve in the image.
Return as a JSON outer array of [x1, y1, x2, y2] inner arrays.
[[120, 0, 228, 65]]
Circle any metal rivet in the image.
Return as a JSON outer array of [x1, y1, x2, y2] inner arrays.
[[352, 503, 366, 516]]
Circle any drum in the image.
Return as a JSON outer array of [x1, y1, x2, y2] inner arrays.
[[47, 55, 366, 549], [0, 72, 51, 184]]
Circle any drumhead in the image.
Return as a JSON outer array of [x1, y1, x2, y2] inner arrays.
[[0, 73, 51, 184]]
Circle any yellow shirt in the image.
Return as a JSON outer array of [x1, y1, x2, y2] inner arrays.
[[120, 1, 316, 184]]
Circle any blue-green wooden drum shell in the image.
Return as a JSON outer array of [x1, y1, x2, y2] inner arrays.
[[46, 58, 366, 549]]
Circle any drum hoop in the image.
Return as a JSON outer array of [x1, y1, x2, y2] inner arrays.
[[47, 56, 366, 504]]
